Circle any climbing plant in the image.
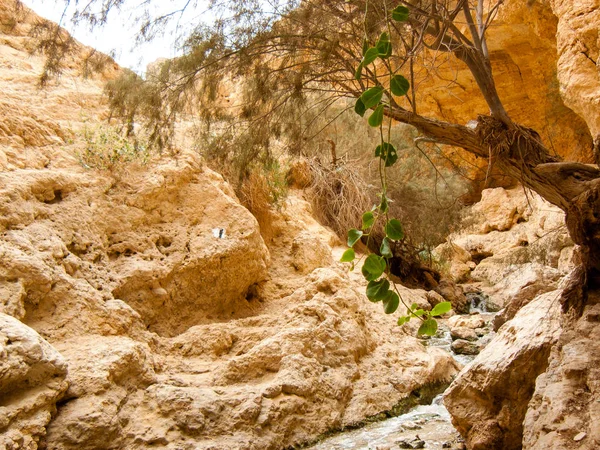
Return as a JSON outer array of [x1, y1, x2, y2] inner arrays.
[[339, 4, 451, 335]]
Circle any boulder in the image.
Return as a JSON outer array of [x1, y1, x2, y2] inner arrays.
[[450, 327, 478, 342], [435, 279, 469, 314], [451, 339, 481, 356], [0, 314, 68, 449], [444, 291, 562, 450], [491, 263, 563, 330], [448, 314, 485, 330]]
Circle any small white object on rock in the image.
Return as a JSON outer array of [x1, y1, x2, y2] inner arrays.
[[212, 228, 226, 239], [573, 432, 586, 442]]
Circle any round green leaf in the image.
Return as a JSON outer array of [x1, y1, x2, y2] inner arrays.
[[375, 142, 398, 167], [390, 75, 410, 96], [347, 228, 363, 247], [362, 47, 379, 66], [413, 309, 426, 317], [380, 237, 393, 258], [385, 219, 404, 241], [418, 319, 438, 336], [362, 211, 375, 230], [360, 86, 384, 109], [430, 301, 452, 317], [340, 248, 356, 263], [361, 254, 386, 281], [376, 32, 392, 58], [397, 316, 409, 326], [366, 278, 390, 301], [368, 104, 385, 128], [355, 97, 367, 117], [383, 291, 400, 314], [392, 5, 409, 22]]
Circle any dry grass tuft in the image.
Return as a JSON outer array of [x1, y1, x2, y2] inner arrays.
[[308, 159, 372, 239]]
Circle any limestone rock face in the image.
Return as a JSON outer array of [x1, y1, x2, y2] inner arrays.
[[444, 291, 563, 450], [0, 313, 68, 450], [545, 0, 600, 138], [0, 6, 462, 448], [437, 187, 573, 315], [522, 295, 600, 450]]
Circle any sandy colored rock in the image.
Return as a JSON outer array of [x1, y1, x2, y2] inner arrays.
[[545, 0, 600, 138], [435, 280, 469, 314], [450, 327, 478, 342], [522, 294, 600, 450], [444, 291, 563, 450], [447, 315, 485, 330], [0, 313, 68, 450]]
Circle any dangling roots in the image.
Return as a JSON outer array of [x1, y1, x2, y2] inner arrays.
[[476, 115, 559, 166]]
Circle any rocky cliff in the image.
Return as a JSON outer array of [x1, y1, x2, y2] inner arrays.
[[0, 2, 459, 449], [2, 0, 600, 449]]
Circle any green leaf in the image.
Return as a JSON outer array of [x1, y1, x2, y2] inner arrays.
[[392, 5, 409, 22], [397, 316, 409, 326], [418, 318, 438, 336], [355, 97, 367, 117], [347, 228, 363, 247], [385, 219, 405, 240], [354, 63, 363, 81], [362, 38, 369, 56], [361, 254, 386, 281], [360, 86, 384, 109], [380, 237, 393, 258], [340, 248, 356, 263], [376, 32, 392, 58], [383, 291, 400, 314], [374, 142, 398, 167], [368, 104, 384, 127], [362, 211, 375, 230], [366, 278, 390, 301], [430, 301, 452, 317], [379, 194, 389, 214], [390, 75, 410, 96], [362, 47, 379, 66], [413, 309, 426, 317]]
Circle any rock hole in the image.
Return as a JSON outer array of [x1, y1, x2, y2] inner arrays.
[[471, 251, 493, 265], [44, 189, 63, 204]]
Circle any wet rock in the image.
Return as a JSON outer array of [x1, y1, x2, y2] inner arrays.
[[451, 339, 481, 355], [396, 436, 426, 449], [400, 421, 423, 431], [450, 327, 478, 342], [435, 279, 469, 313]]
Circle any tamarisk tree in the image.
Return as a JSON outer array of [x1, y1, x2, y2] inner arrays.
[[37, 0, 600, 315]]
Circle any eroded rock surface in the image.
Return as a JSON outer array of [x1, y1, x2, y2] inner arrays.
[[523, 294, 600, 450], [0, 313, 68, 450], [0, 5, 461, 449], [444, 291, 563, 450]]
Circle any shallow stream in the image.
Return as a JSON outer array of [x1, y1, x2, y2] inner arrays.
[[306, 296, 496, 450]]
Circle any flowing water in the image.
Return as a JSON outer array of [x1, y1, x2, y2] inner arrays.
[[306, 295, 496, 450]]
